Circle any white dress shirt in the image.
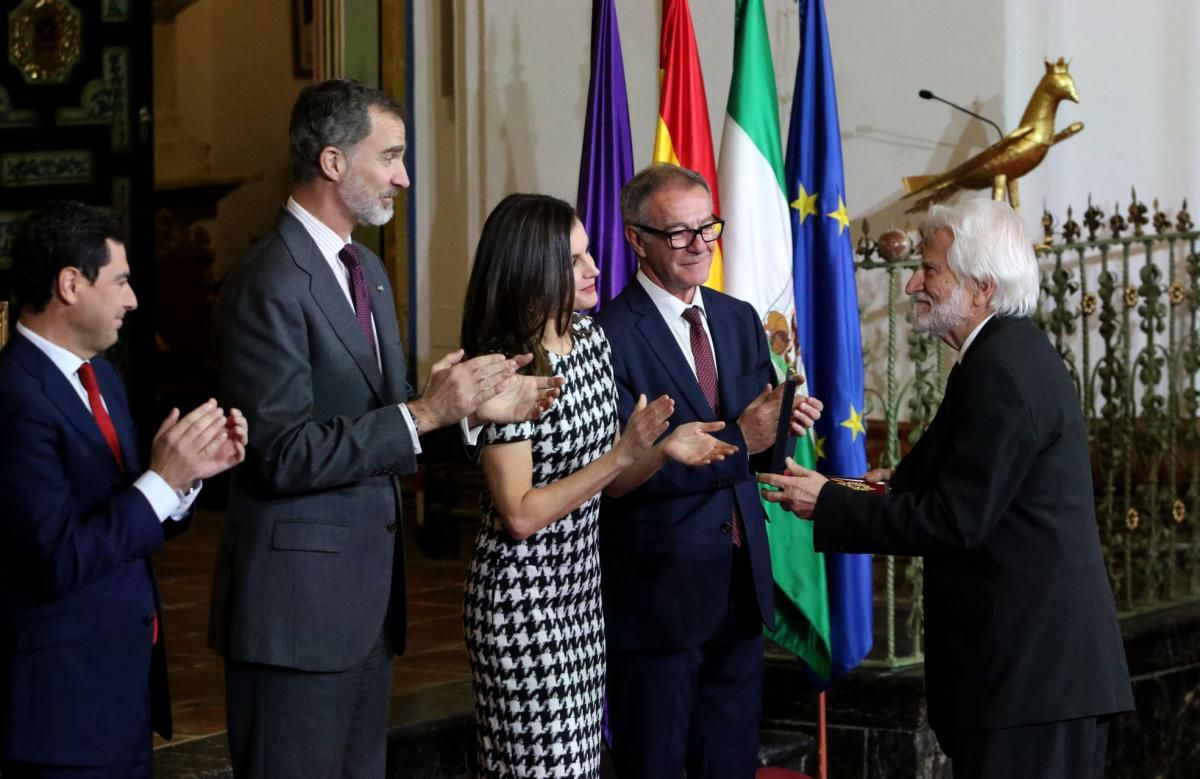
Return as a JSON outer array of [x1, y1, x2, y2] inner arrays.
[[957, 312, 997, 361], [635, 269, 719, 380], [16, 322, 198, 522]]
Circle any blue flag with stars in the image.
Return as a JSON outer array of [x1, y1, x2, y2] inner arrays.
[[786, 0, 873, 681]]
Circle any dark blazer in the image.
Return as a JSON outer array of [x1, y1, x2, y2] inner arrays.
[[814, 316, 1134, 733], [597, 280, 776, 650], [209, 211, 417, 671], [0, 332, 170, 766]]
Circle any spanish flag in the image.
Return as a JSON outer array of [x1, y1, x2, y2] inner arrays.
[[653, 0, 723, 290]]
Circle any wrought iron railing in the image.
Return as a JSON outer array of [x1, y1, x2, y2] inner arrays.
[[855, 193, 1200, 667]]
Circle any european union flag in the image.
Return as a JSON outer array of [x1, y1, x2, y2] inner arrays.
[[786, 0, 873, 680]]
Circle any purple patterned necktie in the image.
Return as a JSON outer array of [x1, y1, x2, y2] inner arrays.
[[338, 244, 378, 361], [682, 306, 744, 547]]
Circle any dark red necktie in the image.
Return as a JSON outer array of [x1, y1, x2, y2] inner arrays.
[[338, 244, 378, 360], [77, 362, 124, 472], [682, 306, 744, 547]]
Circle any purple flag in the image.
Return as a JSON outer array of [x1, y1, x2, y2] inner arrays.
[[576, 0, 635, 308]]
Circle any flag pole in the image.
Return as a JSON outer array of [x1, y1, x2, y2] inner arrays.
[[818, 690, 828, 779]]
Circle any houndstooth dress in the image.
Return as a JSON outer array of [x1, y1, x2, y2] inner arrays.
[[464, 315, 617, 777]]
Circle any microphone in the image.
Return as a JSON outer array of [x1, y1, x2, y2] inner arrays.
[[918, 89, 1005, 141]]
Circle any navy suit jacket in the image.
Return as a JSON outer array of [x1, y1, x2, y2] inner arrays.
[[597, 280, 777, 650], [0, 331, 170, 766]]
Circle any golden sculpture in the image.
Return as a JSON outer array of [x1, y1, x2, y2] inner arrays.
[[902, 58, 1083, 213]]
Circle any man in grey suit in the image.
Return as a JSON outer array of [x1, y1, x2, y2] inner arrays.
[[210, 80, 560, 778]]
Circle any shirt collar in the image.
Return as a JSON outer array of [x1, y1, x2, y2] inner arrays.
[[957, 312, 996, 361], [16, 321, 86, 380], [635, 268, 707, 322], [286, 196, 353, 259]]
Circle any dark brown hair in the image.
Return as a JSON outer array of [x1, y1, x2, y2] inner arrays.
[[460, 193, 576, 376]]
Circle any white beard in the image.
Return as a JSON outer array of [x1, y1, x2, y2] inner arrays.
[[911, 283, 972, 338]]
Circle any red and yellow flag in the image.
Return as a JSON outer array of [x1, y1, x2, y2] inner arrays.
[[653, 0, 723, 290]]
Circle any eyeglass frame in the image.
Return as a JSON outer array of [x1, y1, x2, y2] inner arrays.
[[632, 218, 726, 249]]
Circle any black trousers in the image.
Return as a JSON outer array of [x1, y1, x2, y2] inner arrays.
[[940, 715, 1111, 779], [224, 632, 393, 779], [606, 545, 763, 779]]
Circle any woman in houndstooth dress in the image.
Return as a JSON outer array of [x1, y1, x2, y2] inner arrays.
[[460, 194, 735, 777]]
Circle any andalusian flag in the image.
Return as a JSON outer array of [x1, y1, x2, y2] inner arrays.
[[719, 0, 831, 680], [653, 0, 723, 290], [787, 0, 873, 681]]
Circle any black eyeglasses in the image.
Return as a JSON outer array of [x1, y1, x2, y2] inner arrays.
[[634, 219, 725, 249]]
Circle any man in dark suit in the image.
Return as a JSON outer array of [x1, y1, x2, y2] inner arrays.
[[210, 80, 560, 778], [760, 199, 1134, 778], [597, 163, 822, 778], [0, 201, 247, 777]]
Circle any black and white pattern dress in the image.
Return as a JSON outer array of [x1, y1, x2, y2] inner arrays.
[[464, 315, 617, 777]]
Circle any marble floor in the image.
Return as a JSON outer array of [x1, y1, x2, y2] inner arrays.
[[154, 499, 475, 746]]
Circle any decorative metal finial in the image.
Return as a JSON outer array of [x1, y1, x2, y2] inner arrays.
[[1152, 198, 1170, 235], [1083, 195, 1104, 241], [1109, 202, 1127, 238], [1177, 199, 1194, 233], [1062, 205, 1081, 244], [1128, 187, 1148, 237]]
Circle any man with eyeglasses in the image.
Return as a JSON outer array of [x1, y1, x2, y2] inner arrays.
[[597, 163, 823, 777]]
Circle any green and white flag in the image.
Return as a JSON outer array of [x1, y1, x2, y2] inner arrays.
[[718, 0, 831, 678], [719, 0, 793, 327]]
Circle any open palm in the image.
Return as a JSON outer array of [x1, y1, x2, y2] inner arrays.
[[662, 421, 736, 466]]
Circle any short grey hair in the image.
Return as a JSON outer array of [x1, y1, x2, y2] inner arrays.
[[619, 163, 711, 225], [922, 199, 1040, 317], [289, 79, 405, 184]]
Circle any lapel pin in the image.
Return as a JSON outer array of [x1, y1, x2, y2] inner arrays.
[[376, 285, 384, 292]]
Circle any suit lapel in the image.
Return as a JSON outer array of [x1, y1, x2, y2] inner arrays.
[[277, 213, 385, 402], [363, 254, 409, 404], [96, 360, 141, 474], [624, 281, 716, 420], [705, 293, 751, 420], [8, 333, 126, 480]]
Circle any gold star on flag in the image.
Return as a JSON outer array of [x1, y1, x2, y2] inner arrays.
[[839, 403, 866, 443], [826, 195, 850, 235], [812, 434, 827, 462], [791, 184, 819, 224]]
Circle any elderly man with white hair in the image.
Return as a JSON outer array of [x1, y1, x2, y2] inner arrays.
[[759, 199, 1133, 778]]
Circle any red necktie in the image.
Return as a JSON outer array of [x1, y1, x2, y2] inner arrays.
[[682, 307, 744, 547], [78, 362, 124, 472], [338, 244, 378, 361]]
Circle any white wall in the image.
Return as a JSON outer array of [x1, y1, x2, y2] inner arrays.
[[412, 0, 1199, 401]]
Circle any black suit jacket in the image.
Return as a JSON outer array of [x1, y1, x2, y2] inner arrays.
[[814, 316, 1133, 733], [0, 333, 170, 765], [597, 280, 777, 650]]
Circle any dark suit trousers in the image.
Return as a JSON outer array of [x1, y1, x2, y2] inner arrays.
[[939, 715, 1111, 779], [606, 546, 763, 779], [0, 722, 151, 778], [224, 631, 392, 779]]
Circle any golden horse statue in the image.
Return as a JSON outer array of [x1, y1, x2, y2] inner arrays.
[[902, 58, 1084, 213]]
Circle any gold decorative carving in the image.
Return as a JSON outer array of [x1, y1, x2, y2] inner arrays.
[[8, 0, 83, 85], [902, 58, 1083, 212]]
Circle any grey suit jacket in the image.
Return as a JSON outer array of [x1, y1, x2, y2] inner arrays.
[[208, 210, 415, 672]]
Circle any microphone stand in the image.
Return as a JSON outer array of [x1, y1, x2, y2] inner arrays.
[[918, 89, 1005, 141]]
